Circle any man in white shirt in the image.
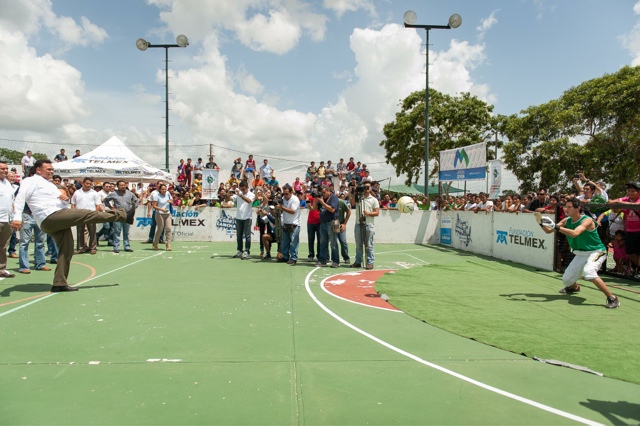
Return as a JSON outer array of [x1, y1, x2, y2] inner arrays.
[[233, 180, 255, 260], [0, 161, 16, 278], [259, 159, 274, 181], [71, 177, 102, 254], [12, 160, 131, 292], [276, 185, 301, 264], [21, 150, 35, 178]]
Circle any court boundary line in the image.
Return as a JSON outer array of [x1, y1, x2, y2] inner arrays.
[[320, 272, 401, 313], [304, 268, 604, 426], [0, 252, 164, 319]]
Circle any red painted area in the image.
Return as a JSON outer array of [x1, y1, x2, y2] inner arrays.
[[322, 269, 400, 311]]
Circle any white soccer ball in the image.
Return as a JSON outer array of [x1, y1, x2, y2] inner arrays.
[[397, 196, 416, 213]]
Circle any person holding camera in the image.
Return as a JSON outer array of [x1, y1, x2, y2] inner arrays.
[[276, 185, 301, 265], [315, 185, 340, 268], [350, 182, 379, 270], [233, 180, 255, 260]]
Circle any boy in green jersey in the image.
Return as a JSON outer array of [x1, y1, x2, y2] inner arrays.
[[539, 198, 619, 309]]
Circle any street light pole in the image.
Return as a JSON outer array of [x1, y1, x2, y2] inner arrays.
[[403, 11, 461, 197], [136, 35, 189, 171]]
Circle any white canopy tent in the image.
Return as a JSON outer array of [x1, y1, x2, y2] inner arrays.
[[53, 137, 172, 183]]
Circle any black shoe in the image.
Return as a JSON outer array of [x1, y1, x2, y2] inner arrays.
[[559, 284, 580, 294], [287, 260, 297, 265], [124, 248, 134, 252], [277, 258, 289, 263], [51, 285, 79, 292], [262, 254, 272, 261], [126, 208, 136, 225], [113, 250, 120, 254], [141, 240, 153, 244], [605, 296, 620, 309], [50, 259, 58, 264]]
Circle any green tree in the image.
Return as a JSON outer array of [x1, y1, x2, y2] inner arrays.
[[380, 89, 497, 186], [502, 66, 640, 195], [0, 148, 48, 165]]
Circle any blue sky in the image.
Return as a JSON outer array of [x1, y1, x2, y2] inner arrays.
[[1, 0, 639, 177]]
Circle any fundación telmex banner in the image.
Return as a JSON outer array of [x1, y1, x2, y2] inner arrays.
[[439, 142, 487, 181]]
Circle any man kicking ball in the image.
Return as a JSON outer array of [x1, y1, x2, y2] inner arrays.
[[537, 198, 619, 308], [11, 160, 134, 292]]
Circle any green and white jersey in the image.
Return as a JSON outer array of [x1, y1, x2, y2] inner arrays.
[[565, 214, 606, 252]]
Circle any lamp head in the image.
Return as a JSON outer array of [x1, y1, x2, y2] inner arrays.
[[176, 34, 189, 47], [448, 14, 462, 29], [136, 38, 149, 51], [403, 10, 417, 25]]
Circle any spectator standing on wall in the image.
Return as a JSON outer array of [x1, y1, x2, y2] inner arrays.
[[260, 159, 273, 181], [205, 156, 218, 170], [73, 149, 81, 158], [21, 150, 35, 177], [54, 149, 68, 162]]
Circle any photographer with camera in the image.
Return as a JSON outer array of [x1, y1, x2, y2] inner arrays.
[[314, 185, 340, 268], [233, 180, 255, 260], [276, 184, 300, 265], [350, 182, 379, 270]]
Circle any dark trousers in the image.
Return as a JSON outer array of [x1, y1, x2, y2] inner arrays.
[[307, 222, 320, 258], [40, 208, 126, 286], [236, 218, 252, 253]]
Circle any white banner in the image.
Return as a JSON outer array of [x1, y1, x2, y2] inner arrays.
[[488, 160, 502, 199], [439, 142, 487, 181], [200, 169, 219, 199]]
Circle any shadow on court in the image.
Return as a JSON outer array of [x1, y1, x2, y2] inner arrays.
[[0, 283, 120, 297], [580, 399, 640, 425], [499, 292, 601, 307]]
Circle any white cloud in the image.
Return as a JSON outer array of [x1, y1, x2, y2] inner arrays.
[[476, 10, 499, 39], [235, 64, 264, 95], [0, 28, 88, 131], [155, 0, 327, 55], [235, 9, 301, 54], [620, 1, 640, 66], [323, 0, 376, 18], [0, 0, 107, 48]]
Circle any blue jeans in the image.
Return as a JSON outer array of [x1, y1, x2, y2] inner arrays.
[[354, 223, 375, 266], [19, 214, 46, 271], [111, 222, 131, 251], [236, 218, 252, 253], [319, 221, 339, 265], [96, 222, 114, 244], [47, 235, 58, 262], [307, 222, 320, 258], [8, 231, 17, 254], [337, 229, 350, 262], [281, 225, 300, 261]]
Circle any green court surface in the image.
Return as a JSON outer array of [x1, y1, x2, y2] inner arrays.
[[0, 242, 639, 425]]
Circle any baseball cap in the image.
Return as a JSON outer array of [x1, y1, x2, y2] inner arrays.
[[626, 181, 640, 191]]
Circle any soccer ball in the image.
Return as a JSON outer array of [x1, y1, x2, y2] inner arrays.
[[397, 196, 416, 213]]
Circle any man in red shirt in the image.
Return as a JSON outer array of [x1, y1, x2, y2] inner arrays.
[[611, 181, 640, 277], [306, 192, 321, 261]]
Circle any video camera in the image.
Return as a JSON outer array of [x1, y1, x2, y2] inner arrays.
[[268, 193, 283, 207]]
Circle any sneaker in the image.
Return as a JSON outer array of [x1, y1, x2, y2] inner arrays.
[[241, 251, 249, 260], [331, 263, 339, 268], [233, 251, 242, 258], [315, 262, 327, 267], [605, 296, 620, 309], [559, 284, 580, 294]]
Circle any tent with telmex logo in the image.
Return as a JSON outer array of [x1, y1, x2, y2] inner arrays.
[[53, 136, 172, 183]]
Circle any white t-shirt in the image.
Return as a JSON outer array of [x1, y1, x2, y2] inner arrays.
[[21, 155, 35, 168], [464, 202, 477, 211], [155, 192, 172, 212], [476, 200, 494, 211], [282, 194, 300, 226], [234, 190, 255, 220], [71, 189, 100, 210], [0, 179, 15, 222]]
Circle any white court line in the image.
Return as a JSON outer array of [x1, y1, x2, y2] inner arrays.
[[0, 252, 165, 319], [403, 253, 431, 265], [304, 268, 603, 426]]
